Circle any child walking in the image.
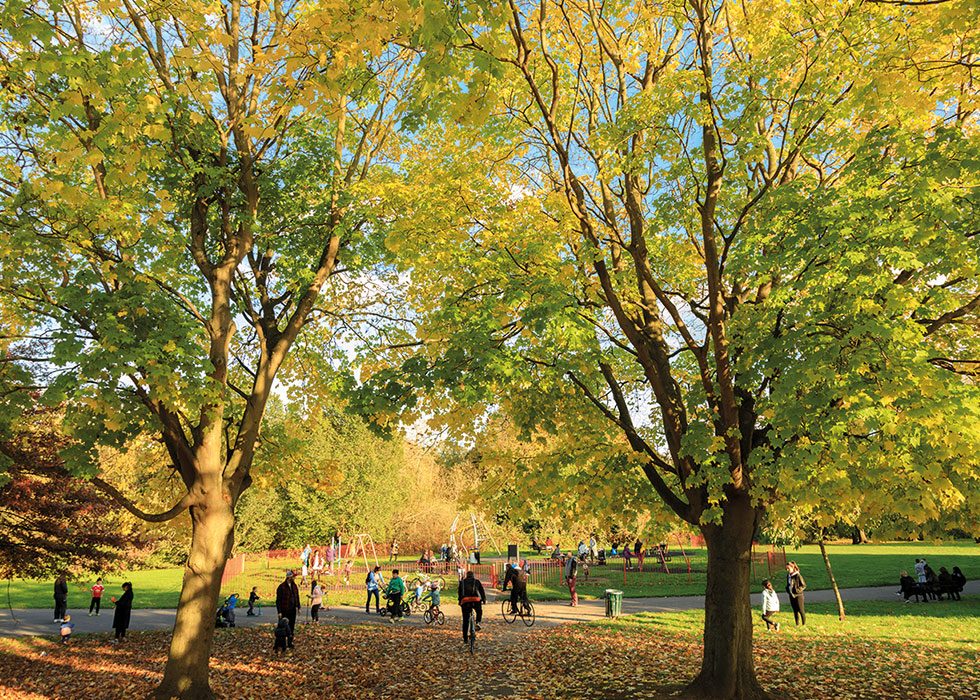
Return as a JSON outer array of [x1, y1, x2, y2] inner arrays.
[[273, 616, 291, 654], [247, 587, 260, 616], [88, 578, 105, 616], [761, 579, 780, 632]]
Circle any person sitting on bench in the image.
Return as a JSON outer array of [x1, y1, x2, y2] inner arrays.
[[899, 571, 927, 603]]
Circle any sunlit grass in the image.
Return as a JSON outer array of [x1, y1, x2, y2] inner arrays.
[[4, 541, 976, 607]]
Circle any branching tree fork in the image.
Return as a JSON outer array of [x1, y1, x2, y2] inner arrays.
[[0, 1, 414, 697]]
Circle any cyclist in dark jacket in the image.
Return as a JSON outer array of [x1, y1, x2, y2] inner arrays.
[[457, 571, 485, 643], [509, 565, 529, 614]]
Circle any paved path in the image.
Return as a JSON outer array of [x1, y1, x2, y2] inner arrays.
[[1, 582, 975, 639]]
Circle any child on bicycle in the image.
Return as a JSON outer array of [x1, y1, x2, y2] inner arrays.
[[427, 580, 441, 616]]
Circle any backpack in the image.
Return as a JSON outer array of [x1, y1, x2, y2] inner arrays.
[[462, 578, 480, 599]]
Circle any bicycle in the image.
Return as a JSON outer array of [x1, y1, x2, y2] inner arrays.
[[469, 611, 477, 654], [410, 572, 447, 592], [422, 605, 446, 625], [500, 598, 535, 627]]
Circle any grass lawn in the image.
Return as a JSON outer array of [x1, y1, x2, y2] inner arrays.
[[529, 540, 979, 600], [0, 600, 976, 699], [5, 541, 976, 608]]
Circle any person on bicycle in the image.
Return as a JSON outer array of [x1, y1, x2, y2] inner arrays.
[[428, 580, 442, 616], [509, 564, 529, 615], [457, 570, 485, 644], [502, 562, 517, 591]]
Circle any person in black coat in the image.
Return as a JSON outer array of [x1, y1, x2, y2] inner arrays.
[[785, 561, 806, 625], [275, 570, 301, 649], [950, 567, 966, 601], [111, 582, 133, 642], [457, 571, 486, 643], [898, 570, 927, 603], [53, 574, 68, 623]]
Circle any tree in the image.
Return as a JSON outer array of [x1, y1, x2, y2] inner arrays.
[[368, 0, 980, 696], [0, 407, 144, 580], [0, 1, 413, 696]]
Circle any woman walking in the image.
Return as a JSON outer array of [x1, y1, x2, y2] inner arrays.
[[53, 574, 68, 623], [111, 582, 133, 643], [785, 562, 806, 626]]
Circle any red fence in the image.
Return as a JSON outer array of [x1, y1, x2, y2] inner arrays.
[[220, 554, 246, 586], [751, 546, 787, 579]]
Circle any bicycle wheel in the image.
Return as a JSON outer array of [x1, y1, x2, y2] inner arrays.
[[521, 601, 535, 628], [423, 610, 433, 624], [436, 611, 445, 625], [402, 601, 411, 616], [500, 599, 517, 624]]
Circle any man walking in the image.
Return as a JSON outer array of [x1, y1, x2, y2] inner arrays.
[[388, 569, 406, 622], [275, 570, 301, 648]]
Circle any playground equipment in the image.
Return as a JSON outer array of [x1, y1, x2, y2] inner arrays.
[[449, 512, 501, 562], [346, 533, 380, 571], [621, 532, 696, 583]]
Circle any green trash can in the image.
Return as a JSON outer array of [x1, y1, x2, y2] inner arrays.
[[605, 589, 623, 618]]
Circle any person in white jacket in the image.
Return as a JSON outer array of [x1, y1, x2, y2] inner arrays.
[[761, 579, 780, 632]]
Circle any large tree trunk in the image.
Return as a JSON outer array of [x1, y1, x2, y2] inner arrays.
[[685, 495, 768, 700], [155, 481, 236, 700]]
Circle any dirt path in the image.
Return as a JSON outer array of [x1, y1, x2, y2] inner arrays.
[[1, 581, 975, 638]]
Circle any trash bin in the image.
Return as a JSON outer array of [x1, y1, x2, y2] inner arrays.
[[605, 589, 623, 618]]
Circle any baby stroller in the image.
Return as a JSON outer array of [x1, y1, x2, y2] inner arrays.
[[378, 587, 411, 617], [215, 595, 237, 628]]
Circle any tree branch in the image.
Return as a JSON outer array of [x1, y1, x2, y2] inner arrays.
[[90, 477, 194, 523]]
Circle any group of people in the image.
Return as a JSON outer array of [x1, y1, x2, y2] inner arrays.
[[273, 560, 493, 652], [548, 535, 650, 572], [299, 542, 338, 584], [759, 561, 808, 632], [270, 565, 346, 650], [51, 574, 134, 644], [898, 559, 966, 603]]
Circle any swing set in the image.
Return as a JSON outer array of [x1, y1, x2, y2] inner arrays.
[[621, 532, 695, 584]]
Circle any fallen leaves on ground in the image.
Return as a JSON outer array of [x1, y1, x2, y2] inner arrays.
[[0, 616, 977, 699]]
